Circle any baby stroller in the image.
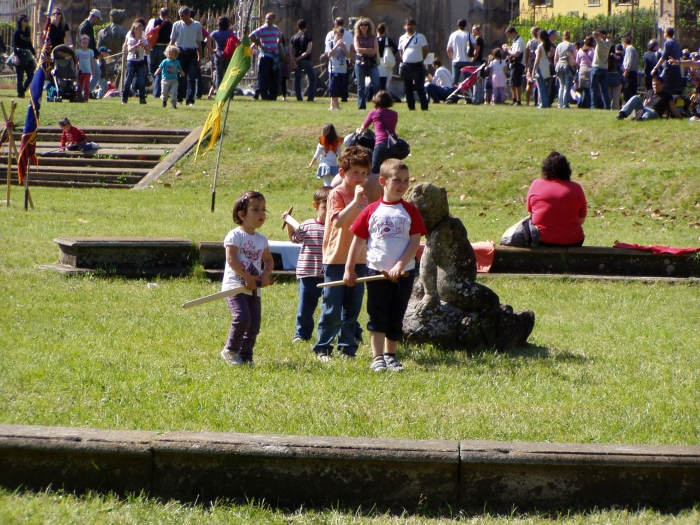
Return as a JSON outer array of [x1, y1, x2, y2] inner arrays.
[[48, 45, 83, 102], [446, 63, 487, 104]]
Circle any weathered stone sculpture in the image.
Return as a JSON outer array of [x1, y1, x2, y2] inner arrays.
[[97, 9, 127, 56], [403, 183, 535, 351]]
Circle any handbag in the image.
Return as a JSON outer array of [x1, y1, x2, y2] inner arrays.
[[382, 45, 396, 70], [344, 129, 375, 151], [378, 111, 410, 160], [500, 216, 540, 247]]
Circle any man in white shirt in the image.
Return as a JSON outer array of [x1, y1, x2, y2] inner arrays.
[[169, 6, 203, 106], [622, 37, 639, 102], [446, 19, 472, 84], [591, 29, 612, 109], [325, 17, 354, 102], [398, 18, 429, 111], [425, 58, 455, 103], [503, 26, 525, 105]]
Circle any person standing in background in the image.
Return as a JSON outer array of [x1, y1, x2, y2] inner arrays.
[[147, 8, 173, 99]]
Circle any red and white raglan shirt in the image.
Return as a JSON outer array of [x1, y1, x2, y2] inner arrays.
[[291, 218, 325, 279], [350, 198, 427, 271]]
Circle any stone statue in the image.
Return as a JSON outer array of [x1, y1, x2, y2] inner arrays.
[[97, 9, 128, 56], [403, 183, 535, 351]]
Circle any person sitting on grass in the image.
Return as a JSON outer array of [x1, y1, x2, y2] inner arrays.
[[616, 74, 682, 121], [345, 159, 427, 372], [283, 186, 331, 344], [425, 58, 454, 104]]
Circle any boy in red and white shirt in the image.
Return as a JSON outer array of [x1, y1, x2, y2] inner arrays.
[[284, 186, 330, 343], [345, 159, 427, 372]]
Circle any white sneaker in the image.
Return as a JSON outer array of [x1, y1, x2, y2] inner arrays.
[[384, 355, 404, 372], [221, 348, 244, 366], [317, 353, 332, 362], [370, 355, 386, 372]]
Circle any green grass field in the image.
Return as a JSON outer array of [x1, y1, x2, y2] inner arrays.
[[0, 90, 699, 523]]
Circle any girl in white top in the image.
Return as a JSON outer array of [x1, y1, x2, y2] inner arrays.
[[220, 191, 274, 366], [308, 123, 343, 186], [489, 48, 509, 104]]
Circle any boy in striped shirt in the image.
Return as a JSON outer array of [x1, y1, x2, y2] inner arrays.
[[284, 186, 331, 343]]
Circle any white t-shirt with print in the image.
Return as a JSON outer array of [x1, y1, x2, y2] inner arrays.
[[399, 32, 428, 64], [222, 228, 270, 295]]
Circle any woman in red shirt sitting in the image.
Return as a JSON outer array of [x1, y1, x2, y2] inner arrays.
[[527, 151, 587, 247]]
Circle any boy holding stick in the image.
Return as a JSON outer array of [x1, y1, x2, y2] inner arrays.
[[313, 146, 372, 361], [283, 186, 331, 343], [344, 159, 427, 372]]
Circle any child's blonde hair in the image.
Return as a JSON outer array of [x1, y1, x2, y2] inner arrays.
[[165, 45, 180, 56], [379, 159, 408, 181]]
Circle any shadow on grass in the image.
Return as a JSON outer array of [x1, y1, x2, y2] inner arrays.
[[407, 343, 592, 368]]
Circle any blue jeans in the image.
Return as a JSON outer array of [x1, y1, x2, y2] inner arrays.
[[452, 61, 469, 84], [295, 276, 323, 340], [426, 83, 453, 103], [313, 263, 366, 356], [354, 62, 380, 109], [556, 66, 573, 108], [472, 76, 485, 105], [149, 44, 166, 98], [257, 55, 279, 100], [619, 95, 660, 120], [294, 58, 316, 101], [122, 60, 146, 102], [535, 74, 550, 108], [177, 48, 199, 104], [590, 67, 610, 109], [371, 140, 392, 174]]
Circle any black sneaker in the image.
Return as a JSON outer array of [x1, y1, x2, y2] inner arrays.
[[616, 112, 626, 120], [162, 100, 167, 108]]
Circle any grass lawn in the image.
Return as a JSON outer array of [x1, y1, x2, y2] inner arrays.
[[0, 89, 699, 523]]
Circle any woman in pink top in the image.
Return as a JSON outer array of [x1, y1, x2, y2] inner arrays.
[[527, 152, 587, 247], [576, 36, 595, 108], [356, 90, 398, 174]]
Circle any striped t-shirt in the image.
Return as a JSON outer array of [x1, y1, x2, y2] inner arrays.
[[291, 218, 324, 278], [251, 24, 281, 55]]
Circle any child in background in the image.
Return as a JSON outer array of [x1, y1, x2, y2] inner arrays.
[[155, 45, 184, 109], [313, 146, 371, 361], [75, 35, 95, 102], [95, 46, 110, 98], [489, 48, 508, 104], [283, 186, 331, 343], [221, 191, 274, 366], [326, 27, 349, 110], [345, 159, 426, 372], [308, 123, 343, 186], [58, 117, 97, 151]]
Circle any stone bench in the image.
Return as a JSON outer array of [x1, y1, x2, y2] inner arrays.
[[44, 238, 700, 279]]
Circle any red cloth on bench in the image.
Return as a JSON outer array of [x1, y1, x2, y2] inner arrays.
[[473, 241, 496, 273], [613, 241, 700, 256]]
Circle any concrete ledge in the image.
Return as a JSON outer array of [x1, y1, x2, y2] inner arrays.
[[492, 246, 700, 278], [1, 425, 699, 511], [47, 238, 700, 280], [54, 237, 196, 273]]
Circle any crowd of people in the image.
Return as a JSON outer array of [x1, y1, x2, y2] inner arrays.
[[8, 6, 700, 119]]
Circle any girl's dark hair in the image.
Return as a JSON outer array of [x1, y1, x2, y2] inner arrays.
[[541, 151, 572, 181], [321, 123, 338, 143], [373, 90, 393, 108], [232, 191, 265, 225], [376, 22, 386, 34], [647, 39, 658, 51], [538, 29, 552, 52], [218, 16, 229, 30], [493, 48, 503, 60], [584, 36, 595, 48], [58, 117, 70, 127], [17, 15, 30, 33]]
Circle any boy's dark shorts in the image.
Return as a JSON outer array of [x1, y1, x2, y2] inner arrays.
[[366, 268, 415, 341], [509, 62, 525, 87]]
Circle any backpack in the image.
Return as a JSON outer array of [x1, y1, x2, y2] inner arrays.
[[145, 22, 161, 48], [222, 31, 240, 61]]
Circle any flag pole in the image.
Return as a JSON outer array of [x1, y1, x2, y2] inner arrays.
[[211, 97, 232, 213]]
